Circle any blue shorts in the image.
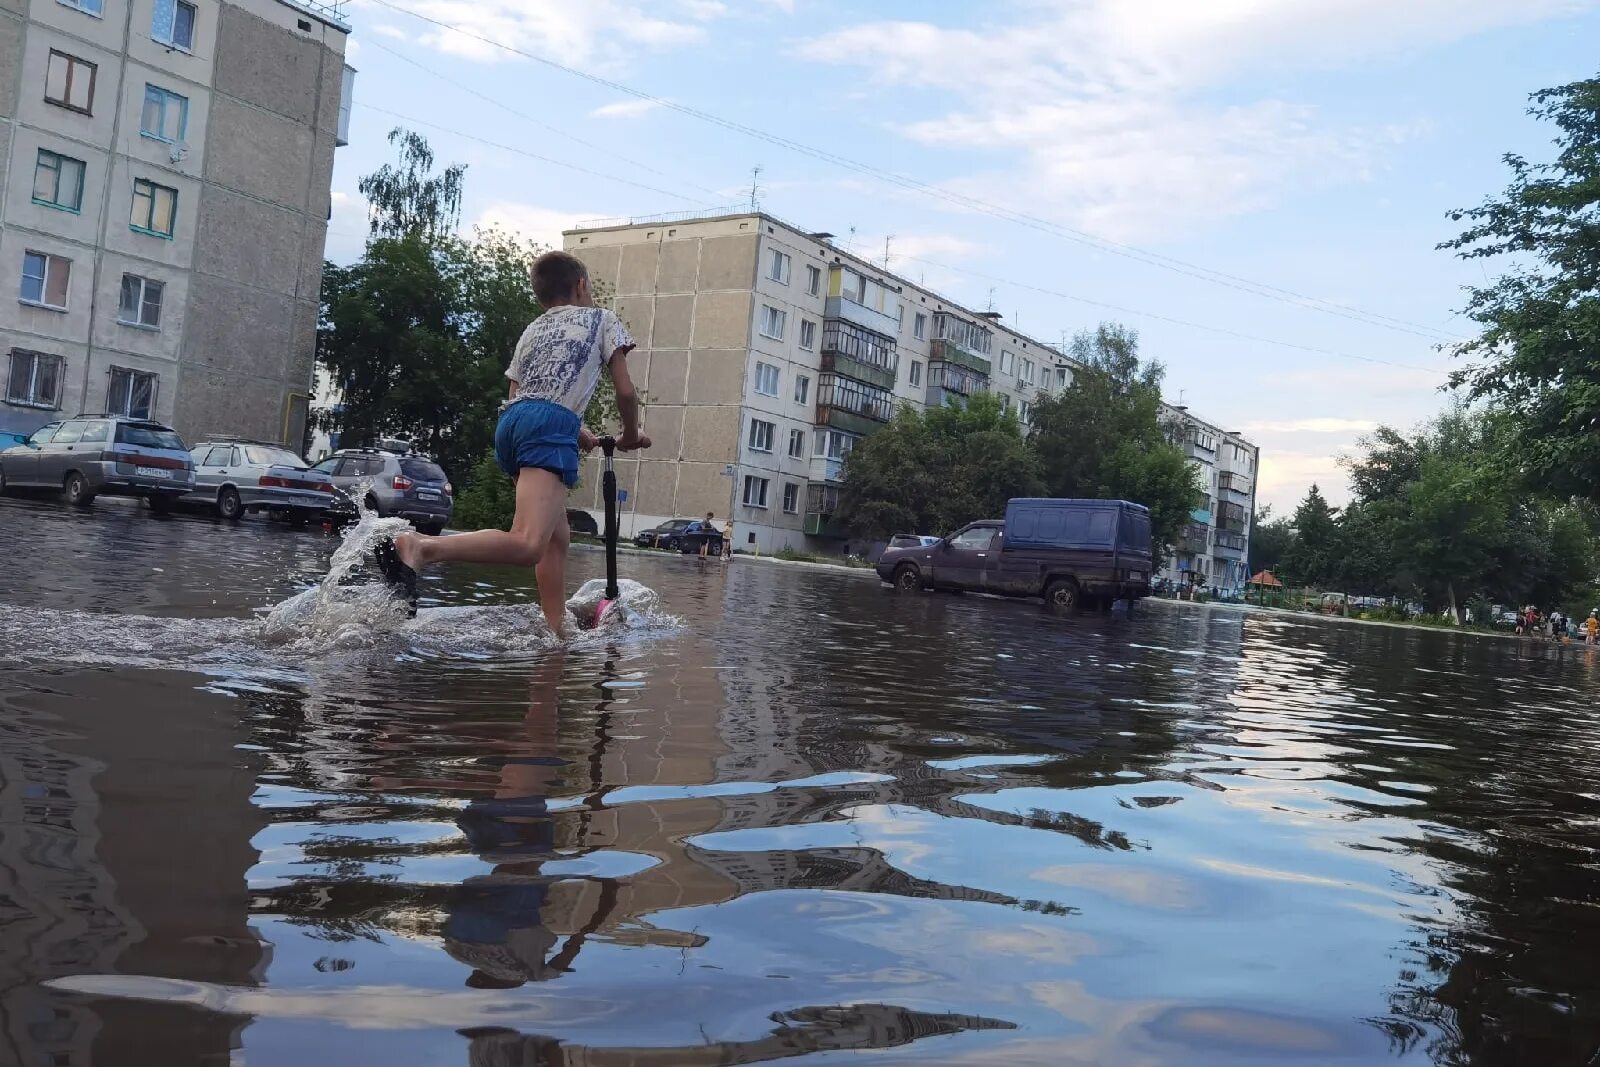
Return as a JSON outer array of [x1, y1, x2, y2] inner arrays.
[[496, 399, 581, 487]]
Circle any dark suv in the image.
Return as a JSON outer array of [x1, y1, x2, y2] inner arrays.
[[877, 498, 1153, 612], [0, 414, 194, 509], [312, 445, 454, 533]]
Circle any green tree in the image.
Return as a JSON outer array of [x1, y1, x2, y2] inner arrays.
[[1028, 323, 1202, 557], [360, 128, 467, 241], [837, 392, 1042, 539], [1247, 504, 1295, 576], [1278, 484, 1342, 588], [1441, 76, 1600, 500]]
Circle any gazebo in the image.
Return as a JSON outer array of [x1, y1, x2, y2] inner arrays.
[[1247, 570, 1285, 607]]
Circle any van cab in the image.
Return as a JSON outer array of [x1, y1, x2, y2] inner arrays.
[[876, 498, 1154, 612]]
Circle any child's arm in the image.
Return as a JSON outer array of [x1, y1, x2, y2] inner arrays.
[[609, 350, 651, 451]]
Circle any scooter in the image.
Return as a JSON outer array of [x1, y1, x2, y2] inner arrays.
[[591, 435, 621, 628]]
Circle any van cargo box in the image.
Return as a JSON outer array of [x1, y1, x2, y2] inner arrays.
[[1004, 498, 1152, 554]]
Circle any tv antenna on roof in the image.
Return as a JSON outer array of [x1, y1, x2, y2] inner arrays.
[[748, 165, 763, 213], [882, 234, 894, 269]]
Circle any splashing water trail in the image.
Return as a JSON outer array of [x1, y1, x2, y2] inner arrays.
[[260, 501, 415, 649]]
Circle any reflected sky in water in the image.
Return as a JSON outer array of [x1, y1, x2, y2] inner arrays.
[[2, 495, 1599, 1065]]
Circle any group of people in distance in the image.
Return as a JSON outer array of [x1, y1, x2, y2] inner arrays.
[[1517, 606, 1600, 645]]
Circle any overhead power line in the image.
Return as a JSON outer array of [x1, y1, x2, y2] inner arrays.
[[364, 0, 1465, 345]]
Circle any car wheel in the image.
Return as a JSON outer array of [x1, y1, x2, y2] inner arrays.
[[419, 522, 444, 536], [1045, 577, 1081, 614], [63, 472, 94, 507], [148, 495, 174, 516], [893, 563, 922, 592], [364, 494, 380, 516], [217, 487, 244, 522], [0, 465, 7, 495]]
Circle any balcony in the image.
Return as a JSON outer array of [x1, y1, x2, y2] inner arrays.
[[929, 338, 992, 378], [820, 319, 897, 391], [1218, 501, 1248, 534], [825, 295, 899, 339], [1214, 530, 1247, 557], [1218, 472, 1252, 503], [1184, 523, 1209, 554], [809, 454, 846, 484], [928, 360, 988, 397], [804, 482, 847, 539], [1190, 508, 1212, 525], [816, 374, 894, 436]]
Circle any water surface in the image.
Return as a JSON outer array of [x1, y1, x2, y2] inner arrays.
[[2, 495, 1598, 1065]]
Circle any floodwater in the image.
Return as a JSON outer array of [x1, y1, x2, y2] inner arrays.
[[2, 495, 1599, 1067]]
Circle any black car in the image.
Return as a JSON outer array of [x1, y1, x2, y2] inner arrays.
[[637, 518, 695, 549], [671, 520, 724, 555]]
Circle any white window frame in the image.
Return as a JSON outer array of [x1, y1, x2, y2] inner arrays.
[[909, 359, 922, 387], [6, 349, 65, 409], [999, 350, 1016, 376], [742, 475, 770, 509], [118, 273, 164, 329], [58, 0, 105, 16], [1021, 358, 1034, 385], [805, 264, 821, 296], [782, 483, 800, 514], [787, 428, 805, 459], [106, 365, 158, 419], [794, 374, 810, 406], [747, 418, 775, 453], [754, 361, 780, 397], [152, 0, 198, 51], [913, 313, 926, 339], [20, 251, 71, 311], [758, 305, 786, 341], [798, 319, 816, 350], [768, 249, 791, 285]]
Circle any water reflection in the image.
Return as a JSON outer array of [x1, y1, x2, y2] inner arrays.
[[4, 497, 1600, 1064]]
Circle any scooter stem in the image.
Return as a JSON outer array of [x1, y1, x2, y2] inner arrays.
[[599, 436, 619, 602]]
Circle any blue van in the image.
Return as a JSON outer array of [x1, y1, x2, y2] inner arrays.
[[876, 498, 1154, 612]]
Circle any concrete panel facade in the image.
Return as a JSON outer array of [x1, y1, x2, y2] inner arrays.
[[192, 183, 302, 293], [0, 14, 22, 118], [202, 94, 314, 211], [212, 3, 323, 126], [4, 127, 111, 247]]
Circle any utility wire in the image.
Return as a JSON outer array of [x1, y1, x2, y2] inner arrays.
[[363, 0, 1464, 345]]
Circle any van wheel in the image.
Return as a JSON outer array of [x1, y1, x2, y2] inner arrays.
[[1045, 577, 1080, 614], [893, 563, 922, 592], [63, 472, 94, 507], [217, 487, 244, 522]]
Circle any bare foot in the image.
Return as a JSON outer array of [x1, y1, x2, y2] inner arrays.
[[543, 610, 569, 638], [394, 531, 426, 571]]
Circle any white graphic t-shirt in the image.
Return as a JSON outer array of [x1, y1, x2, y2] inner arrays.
[[505, 306, 635, 416]]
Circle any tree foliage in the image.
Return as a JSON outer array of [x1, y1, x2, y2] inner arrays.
[[1441, 76, 1600, 500], [359, 128, 467, 241], [1278, 484, 1341, 588], [837, 393, 1043, 539], [1028, 324, 1202, 557], [1246, 505, 1294, 576]]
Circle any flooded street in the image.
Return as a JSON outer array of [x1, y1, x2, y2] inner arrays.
[[3, 496, 1600, 1066]]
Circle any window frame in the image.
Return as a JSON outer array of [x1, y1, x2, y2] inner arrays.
[[741, 474, 770, 509], [31, 149, 86, 213], [794, 374, 810, 406], [753, 361, 780, 398], [106, 365, 159, 420], [746, 417, 776, 454], [805, 264, 821, 296], [782, 482, 800, 514], [798, 318, 816, 351], [757, 304, 786, 341], [140, 84, 190, 144], [787, 428, 806, 459], [6, 349, 65, 410], [153, 0, 198, 51], [768, 249, 791, 285], [130, 178, 178, 238], [118, 273, 165, 329], [20, 251, 71, 311], [44, 50, 97, 115], [58, 0, 105, 16], [909, 359, 922, 387], [913, 312, 927, 340]]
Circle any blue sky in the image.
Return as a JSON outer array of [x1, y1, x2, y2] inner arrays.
[[328, 0, 1600, 513]]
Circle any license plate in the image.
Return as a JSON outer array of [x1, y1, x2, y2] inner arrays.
[[137, 467, 171, 479], [417, 490, 440, 500]]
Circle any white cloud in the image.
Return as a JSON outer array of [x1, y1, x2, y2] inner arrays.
[[796, 0, 1596, 239], [1256, 450, 1353, 512], [474, 202, 591, 249], [590, 98, 667, 120], [372, 23, 407, 40], [392, 0, 715, 65], [1241, 417, 1379, 434]]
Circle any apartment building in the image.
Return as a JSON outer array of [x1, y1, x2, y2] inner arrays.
[[0, 0, 352, 448], [1160, 407, 1259, 596], [565, 211, 1069, 554]]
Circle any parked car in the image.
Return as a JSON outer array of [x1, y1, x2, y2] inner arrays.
[[184, 438, 337, 522], [1494, 611, 1521, 630], [312, 445, 454, 534], [0, 414, 194, 509], [876, 497, 1153, 612], [669, 519, 724, 556], [567, 509, 600, 537], [637, 518, 695, 549]]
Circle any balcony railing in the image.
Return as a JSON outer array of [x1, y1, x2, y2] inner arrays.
[[1184, 523, 1209, 554], [933, 312, 993, 357], [1218, 501, 1248, 533], [826, 295, 899, 339], [821, 319, 897, 390], [1215, 530, 1248, 555], [929, 361, 988, 397], [817, 374, 894, 424], [929, 338, 992, 378]]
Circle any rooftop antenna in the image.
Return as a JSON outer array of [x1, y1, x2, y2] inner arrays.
[[845, 225, 857, 253], [1179, 388, 1187, 406], [882, 234, 894, 269], [748, 165, 763, 213], [986, 287, 997, 312]]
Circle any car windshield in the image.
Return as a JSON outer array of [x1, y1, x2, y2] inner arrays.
[[400, 458, 447, 482], [245, 446, 307, 467], [115, 423, 185, 450]]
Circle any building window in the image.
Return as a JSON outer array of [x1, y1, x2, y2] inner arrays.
[[45, 50, 97, 114], [768, 249, 791, 285], [794, 374, 809, 405], [814, 429, 856, 459], [806, 264, 821, 296], [798, 319, 816, 350], [998, 350, 1016, 376], [59, 0, 105, 15], [742, 475, 769, 509], [913, 312, 926, 339], [131, 179, 178, 237], [6, 350, 64, 409], [782, 483, 800, 514], [32, 150, 85, 212], [107, 367, 157, 420], [20, 251, 71, 310], [1021, 357, 1034, 385], [152, 0, 197, 50], [758, 305, 786, 340], [1019, 400, 1031, 422], [817, 374, 893, 422], [909, 359, 922, 387], [787, 428, 805, 458], [754, 361, 780, 397], [747, 418, 775, 453], [141, 85, 189, 143], [820, 319, 897, 373], [118, 274, 164, 328], [998, 393, 1011, 411]]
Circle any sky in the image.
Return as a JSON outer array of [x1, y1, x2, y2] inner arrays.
[[326, 0, 1600, 514]]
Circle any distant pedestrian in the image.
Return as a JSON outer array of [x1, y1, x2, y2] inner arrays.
[[721, 518, 733, 561], [1586, 612, 1599, 645], [699, 512, 715, 559]]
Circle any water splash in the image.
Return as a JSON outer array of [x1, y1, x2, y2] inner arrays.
[[259, 501, 415, 650]]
